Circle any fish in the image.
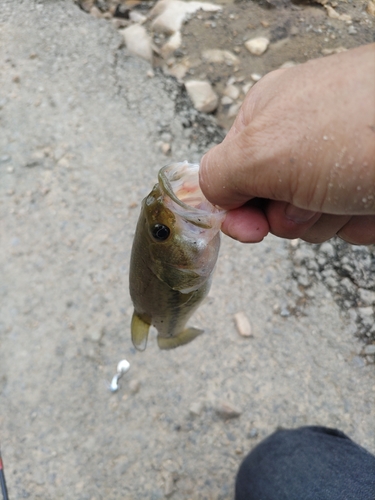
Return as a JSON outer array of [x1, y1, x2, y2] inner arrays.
[[129, 161, 226, 350]]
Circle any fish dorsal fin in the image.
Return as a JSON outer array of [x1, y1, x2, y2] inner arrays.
[[131, 312, 151, 351]]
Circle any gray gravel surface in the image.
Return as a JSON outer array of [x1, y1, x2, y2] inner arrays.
[[0, 1, 374, 499]]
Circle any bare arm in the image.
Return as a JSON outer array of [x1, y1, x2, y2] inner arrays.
[[200, 43, 375, 244]]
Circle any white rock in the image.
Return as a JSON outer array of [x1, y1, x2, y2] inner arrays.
[[221, 95, 233, 105], [242, 82, 253, 94], [234, 311, 252, 337], [185, 80, 218, 113], [321, 46, 347, 56], [161, 31, 182, 58], [228, 102, 242, 118], [324, 5, 352, 22], [120, 25, 153, 62], [202, 49, 239, 65], [150, 0, 222, 35], [244, 37, 270, 56], [224, 84, 240, 100], [129, 11, 147, 23], [279, 60, 297, 69], [214, 400, 242, 419], [250, 72, 262, 82], [167, 61, 189, 80]]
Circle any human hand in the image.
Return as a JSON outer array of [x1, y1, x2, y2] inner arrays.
[[200, 43, 375, 245]]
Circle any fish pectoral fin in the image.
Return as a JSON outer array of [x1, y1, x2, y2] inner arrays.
[[157, 327, 203, 350], [131, 312, 151, 351]]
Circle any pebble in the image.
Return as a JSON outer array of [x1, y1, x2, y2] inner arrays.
[[358, 289, 375, 306], [324, 5, 352, 22], [129, 11, 147, 24], [161, 31, 182, 58], [120, 25, 153, 62], [364, 344, 375, 355], [221, 95, 233, 105], [228, 102, 241, 118], [189, 401, 204, 416], [234, 311, 252, 337], [214, 400, 242, 419], [185, 80, 219, 113], [244, 37, 270, 56], [129, 379, 141, 394], [164, 471, 175, 497], [242, 82, 253, 94], [150, 0, 221, 35], [367, 0, 375, 16], [202, 49, 239, 65], [321, 46, 347, 55], [224, 84, 240, 100], [250, 73, 262, 82], [279, 60, 297, 69]]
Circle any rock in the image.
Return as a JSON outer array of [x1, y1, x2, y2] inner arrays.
[[358, 289, 375, 306], [164, 471, 175, 497], [129, 11, 147, 24], [319, 242, 335, 257], [221, 95, 233, 105], [250, 73, 262, 82], [321, 47, 347, 56], [120, 25, 153, 63], [201, 49, 239, 65], [242, 82, 253, 94], [234, 311, 252, 337], [167, 61, 189, 80], [279, 60, 297, 69], [364, 344, 375, 355], [224, 84, 240, 100], [367, 0, 375, 16], [214, 400, 242, 419], [185, 80, 218, 113], [244, 37, 270, 56], [189, 401, 204, 416], [228, 102, 241, 118], [150, 0, 222, 35], [324, 5, 352, 22], [129, 379, 141, 394], [161, 31, 182, 58]]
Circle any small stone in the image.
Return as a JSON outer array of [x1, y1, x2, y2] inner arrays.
[[367, 0, 375, 16], [242, 82, 253, 94], [358, 289, 375, 306], [214, 400, 242, 419], [129, 379, 141, 394], [120, 25, 153, 62], [221, 95, 233, 106], [234, 312, 252, 337], [244, 37, 270, 56], [129, 11, 147, 23], [364, 345, 375, 355], [247, 427, 258, 438], [250, 73, 262, 82], [164, 471, 175, 497], [228, 102, 242, 118], [202, 49, 239, 65], [185, 80, 219, 113], [279, 61, 297, 69], [90, 6, 103, 18], [319, 242, 335, 257], [348, 25, 357, 34], [324, 5, 352, 22], [189, 401, 203, 416], [161, 142, 171, 155], [224, 84, 240, 100], [321, 47, 348, 56], [161, 31, 182, 58], [150, 0, 222, 35], [146, 69, 155, 78]]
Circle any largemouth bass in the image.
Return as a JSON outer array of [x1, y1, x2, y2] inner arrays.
[[129, 161, 225, 350]]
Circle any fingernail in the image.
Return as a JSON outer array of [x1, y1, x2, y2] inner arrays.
[[285, 204, 317, 224]]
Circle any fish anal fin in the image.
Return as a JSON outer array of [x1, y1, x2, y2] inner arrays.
[[157, 327, 203, 350], [131, 312, 151, 351]]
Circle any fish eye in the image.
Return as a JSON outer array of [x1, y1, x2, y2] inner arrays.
[[151, 224, 170, 241]]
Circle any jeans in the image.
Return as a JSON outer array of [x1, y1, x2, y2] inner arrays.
[[236, 426, 375, 500]]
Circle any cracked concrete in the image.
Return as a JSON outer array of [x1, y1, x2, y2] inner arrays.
[[0, 1, 374, 499]]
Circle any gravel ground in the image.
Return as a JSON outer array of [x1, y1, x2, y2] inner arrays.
[[0, 1, 374, 499]]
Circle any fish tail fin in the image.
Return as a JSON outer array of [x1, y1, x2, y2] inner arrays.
[[131, 311, 151, 351], [157, 327, 204, 350]]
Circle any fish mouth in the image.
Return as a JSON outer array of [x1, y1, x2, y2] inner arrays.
[[158, 161, 226, 228]]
